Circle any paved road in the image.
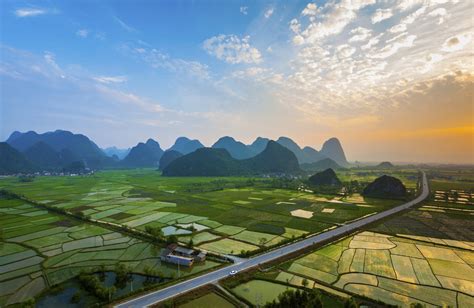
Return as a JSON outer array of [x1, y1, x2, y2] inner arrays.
[[116, 172, 429, 308]]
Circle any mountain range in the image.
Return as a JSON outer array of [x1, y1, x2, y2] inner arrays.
[[162, 140, 300, 176], [1, 129, 350, 174]]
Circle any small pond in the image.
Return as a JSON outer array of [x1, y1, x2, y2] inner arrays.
[[161, 226, 192, 236], [37, 272, 168, 307]]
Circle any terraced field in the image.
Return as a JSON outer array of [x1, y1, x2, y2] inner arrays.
[[279, 231, 474, 307], [0, 198, 220, 306], [0, 169, 403, 258]]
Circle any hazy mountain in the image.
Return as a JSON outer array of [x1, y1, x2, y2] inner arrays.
[[103, 147, 130, 160], [248, 137, 270, 155], [376, 161, 395, 168], [308, 168, 342, 187], [168, 137, 204, 155], [23, 142, 62, 170], [276, 137, 325, 164], [121, 138, 164, 168], [363, 175, 406, 198], [163, 140, 301, 176], [320, 137, 348, 166], [245, 140, 300, 174], [159, 150, 183, 170], [212, 136, 255, 159], [0, 142, 35, 174], [6, 130, 110, 168], [300, 158, 342, 172]]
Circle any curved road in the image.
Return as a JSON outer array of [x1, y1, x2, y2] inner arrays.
[[116, 172, 429, 308]]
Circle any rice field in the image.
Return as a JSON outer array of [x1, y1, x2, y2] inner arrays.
[[0, 197, 220, 306], [279, 231, 474, 307]]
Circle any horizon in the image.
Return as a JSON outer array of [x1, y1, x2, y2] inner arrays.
[[3, 128, 474, 165], [1, 0, 473, 164]]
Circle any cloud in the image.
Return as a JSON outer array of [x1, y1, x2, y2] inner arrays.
[[294, 0, 375, 44], [442, 33, 472, 52], [349, 27, 372, 42], [369, 34, 417, 59], [14, 7, 57, 17], [240, 6, 248, 15], [93, 75, 127, 84], [114, 16, 136, 33], [76, 29, 89, 38], [428, 8, 447, 24], [264, 8, 274, 18], [203, 35, 262, 64], [302, 3, 318, 16], [122, 44, 210, 79], [371, 8, 393, 23]]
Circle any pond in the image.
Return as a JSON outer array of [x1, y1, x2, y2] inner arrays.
[[37, 272, 169, 307], [161, 226, 192, 236]]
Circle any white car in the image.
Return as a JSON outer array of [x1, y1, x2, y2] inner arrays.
[[229, 270, 238, 276]]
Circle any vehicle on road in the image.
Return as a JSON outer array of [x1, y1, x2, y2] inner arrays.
[[229, 270, 238, 276]]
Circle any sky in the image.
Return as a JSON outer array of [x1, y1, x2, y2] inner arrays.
[[0, 0, 473, 163]]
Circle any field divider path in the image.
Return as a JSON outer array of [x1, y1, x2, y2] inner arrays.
[[115, 172, 430, 308]]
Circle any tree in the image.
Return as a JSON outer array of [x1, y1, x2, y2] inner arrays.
[[302, 278, 309, 288], [187, 238, 194, 248], [344, 297, 359, 308], [259, 237, 267, 246]]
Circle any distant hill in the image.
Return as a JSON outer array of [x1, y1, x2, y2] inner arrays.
[[0, 142, 35, 175], [248, 137, 270, 155], [103, 147, 130, 160], [300, 158, 342, 172], [23, 141, 62, 170], [121, 139, 164, 168], [308, 168, 342, 187], [6, 130, 111, 169], [276, 137, 325, 164], [212, 136, 255, 159], [163, 140, 301, 176], [376, 161, 395, 168], [320, 138, 348, 166], [363, 175, 406, 198], [159, 150, 183, 170], [245, 140, 300, 174], [168, 137, 204, 155]]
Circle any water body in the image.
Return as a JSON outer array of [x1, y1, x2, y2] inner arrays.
[[37, 272, 168, 307]]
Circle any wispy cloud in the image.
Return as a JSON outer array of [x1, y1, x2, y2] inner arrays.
[[93, 75, 127, 84], [76, 29, 89, 38], [14, 7, 58, 17], [240, 6, 248, 15], [114, 16, 136, 33], [264, 8, 274, 19], [203, 35, 262, 64]]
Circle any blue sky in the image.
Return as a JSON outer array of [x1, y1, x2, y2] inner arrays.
[[1, 0, 473, 163]]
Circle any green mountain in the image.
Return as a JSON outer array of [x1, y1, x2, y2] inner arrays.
[[23, 141, 62, 170], [159, 150, 183, 170], [244, 140, 300, 173], [168, 137, 204, 155], [362, 175, 406, 198], [248, 137, 270, 154], [300, 158, 342, 172], [308, 168, 342, 187], [103, 146, 130, 160], [162, 148, 242, 176], [6, 130, 111, 169], [163, 140, 301, 176], [121, 139, 164, 168], [0, 142, 35, 175]]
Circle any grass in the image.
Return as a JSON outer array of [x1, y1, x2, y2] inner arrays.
[[198, 238, 259, 255], [179, 292, 234, 308], [231, 279, 296, 306]]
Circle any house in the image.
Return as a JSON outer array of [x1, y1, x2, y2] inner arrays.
[[160, 249, 194, 266], [160, 244, 207, 266]]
